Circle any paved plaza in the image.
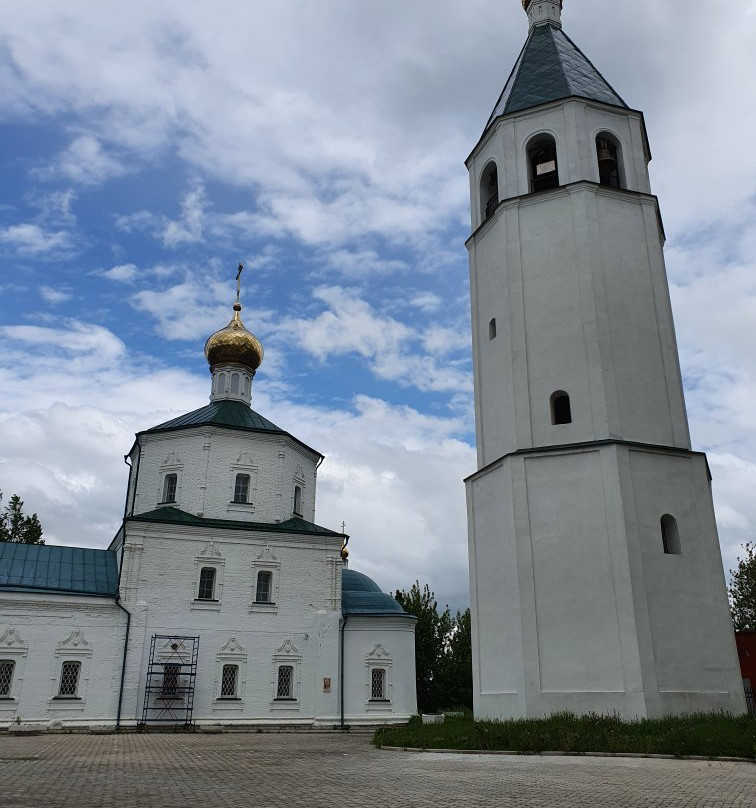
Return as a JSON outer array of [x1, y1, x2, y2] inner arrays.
[[0, 731, 753, 808]]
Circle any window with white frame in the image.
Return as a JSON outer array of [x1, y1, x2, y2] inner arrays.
[[233, 473, 250, 503], [255, 570, 273, 603], [162, 473, 178, 504], [276, 665, 294, 699], [197, 567, 217, 600], [271, 638, 300, 708], [0, 660, 15, 697], [365, 643, 392, 710], [57, 661, 81, 697], [220, 664, 238, 698], [293, 484, 303, 516], [370, 667, 387, 700]]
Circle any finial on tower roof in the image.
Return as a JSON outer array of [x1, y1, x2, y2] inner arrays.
[[522, 0, 563, 30]]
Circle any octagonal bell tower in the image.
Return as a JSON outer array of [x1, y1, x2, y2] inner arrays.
[[464, 1, 746, 719]]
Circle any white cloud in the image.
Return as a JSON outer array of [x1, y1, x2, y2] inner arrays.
[[100, 263, 138, 283], [37, 134, 127, 185], [160, 179, 206, 247], [0, 223, 73, 256], [39, 285, 72, 304]]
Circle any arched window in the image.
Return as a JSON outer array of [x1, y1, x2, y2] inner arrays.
[[480, 161, 499, 221], [660, 514, 681, 555], [276, 665, 294, 699], [0, 660, 15, 697], [217, 372, 226, 394], [528, 135, 559, 193], [162, 473, 177, 504], [234, 473, 250, 503], [197, 567, 216, 600], [293, 485, 303, 516], [220, 664, 239, 698], [230, 373, 240, 395], [596, 134, 623, 188], [58, 661, 81, 697], [255, 570, 273, 603], [489, 318, 497, 340], [550, 391, 572, 425]]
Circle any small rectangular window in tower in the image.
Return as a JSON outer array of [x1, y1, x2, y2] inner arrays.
[[293, 485, 303, 516], [255, 570, 273, 603], [220, 664, 238, 698], [370, 668, 386, 700], [0, 660, 15, 697], [197, 567, 216, 600], [489, 318, 497, 340], [162, 473, 177, 504], [234, 473, 250, 503], [276, 665, 294, 699], [58, 661, 81, 697]]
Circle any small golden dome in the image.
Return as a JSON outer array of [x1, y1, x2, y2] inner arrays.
[[204, 302, 264, 373]]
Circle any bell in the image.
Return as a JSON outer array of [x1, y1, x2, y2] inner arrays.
[[598, 142, 616, 165]]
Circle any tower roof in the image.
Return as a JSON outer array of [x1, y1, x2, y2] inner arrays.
[[486, 22, 626, 128]]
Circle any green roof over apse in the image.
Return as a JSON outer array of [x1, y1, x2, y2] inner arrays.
[[129, 506, 345, 538], [0, 543, 119, 598], [486, 22, 626, 128], [341, 568, 415, 619], [142, 399, 322, 459]]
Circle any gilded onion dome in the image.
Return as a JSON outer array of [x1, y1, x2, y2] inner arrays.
[[204, 300, 264, 374]]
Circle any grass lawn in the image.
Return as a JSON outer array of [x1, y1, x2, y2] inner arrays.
[[374, 712, 756, 760]]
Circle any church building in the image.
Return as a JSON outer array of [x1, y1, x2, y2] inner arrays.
[[465, 0, 746, 719], [0, 279, 417, 729]]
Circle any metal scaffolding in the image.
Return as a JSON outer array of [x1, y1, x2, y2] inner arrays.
[[140, 634, 199, 729]]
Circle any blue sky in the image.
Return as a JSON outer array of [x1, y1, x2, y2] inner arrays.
[[1, 0, 755, 613]]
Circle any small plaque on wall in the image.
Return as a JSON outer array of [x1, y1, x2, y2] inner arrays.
[[323, 677, 331, 693]]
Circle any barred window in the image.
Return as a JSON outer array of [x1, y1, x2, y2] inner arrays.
[[255, 570, 273, 603], [162, 473, 177, 503], [197, 567, 216, 600], [162, 664, 180, 697], [58, 661, 81, 697], [276, 665, 294, 699], [0, 660, 15, 697], [233, 473, 250, 503], [371, 668, 386, 700], [220, 664, 238, 698]]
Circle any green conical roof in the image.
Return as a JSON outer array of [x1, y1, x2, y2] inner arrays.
[[486, 22, 626, 128]]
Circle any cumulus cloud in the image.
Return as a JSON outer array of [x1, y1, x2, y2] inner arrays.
[[0, 223, 73, 256], [100, 263, 139, 283], [36, 134, 127, 185], [39, 285, 72, 304]]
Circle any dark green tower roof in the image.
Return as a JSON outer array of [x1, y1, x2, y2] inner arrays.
[[487, 22, 626, 127]]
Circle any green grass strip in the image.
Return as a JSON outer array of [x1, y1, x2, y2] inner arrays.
[[374, 712, 756, 760]]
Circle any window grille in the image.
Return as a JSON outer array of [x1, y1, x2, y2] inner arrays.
[[371, 668, 386, 700], [276, 665, 294, 699], [234, 473, 250, 503], [220, 664, 238, 698], [162, 663, 180, 697], [197, 567, 216, 600], [58, 661, 81, 697], [162, 473, 177, 503], [255, 570, 273, 603], [0, 660, 14, 696]]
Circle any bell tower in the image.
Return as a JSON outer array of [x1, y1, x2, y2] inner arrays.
[[465, 1, 746, 718]]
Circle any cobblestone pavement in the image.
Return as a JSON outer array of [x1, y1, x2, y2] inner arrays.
[[0, 732, 754, 808]]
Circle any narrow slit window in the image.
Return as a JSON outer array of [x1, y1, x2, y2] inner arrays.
[[293, 485, 303, 516], [255, 570, 273, 603], [197, 567, 216, 600], [480, 162, 499, 221], [661, 514, 681, 555], [220, 664, 238, 698], [162, 473, 177, 504], [551, 391, 572, 425], [370, 668, 386, 700], [0, 660, 15, 697], [58, 661, 81, 697], [276, 665, 294, 699], [234, 473, 250, 503], [230, 373, 240, 395]]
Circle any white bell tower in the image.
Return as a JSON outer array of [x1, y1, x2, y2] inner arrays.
[[465, 2, 746, 718]]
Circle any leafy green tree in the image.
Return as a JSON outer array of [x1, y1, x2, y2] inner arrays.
[[445, 607, 473, 709], [0, 491, 44, 544], [729, 542, 756, 631]]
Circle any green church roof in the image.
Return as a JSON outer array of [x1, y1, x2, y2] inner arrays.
[[128, 506, 345, 538], [0, 543, 119, 598], [486, 22, 626, 127], [142, 399, 322, 458], [341, 568, 415, 619]]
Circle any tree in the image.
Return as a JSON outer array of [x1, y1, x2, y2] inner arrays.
[[729, 542, 756, 631], [0, 490, 44, 544], [394, 582, 473, 712]]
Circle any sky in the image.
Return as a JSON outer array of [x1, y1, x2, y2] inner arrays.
[[1, 0, 755, 614]]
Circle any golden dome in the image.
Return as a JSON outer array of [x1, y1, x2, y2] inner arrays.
[[204, 302, 264, 373]]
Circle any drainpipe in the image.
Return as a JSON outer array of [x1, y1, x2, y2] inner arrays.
[[339, 614, 348, 730], [115, 595, 131, 733]]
